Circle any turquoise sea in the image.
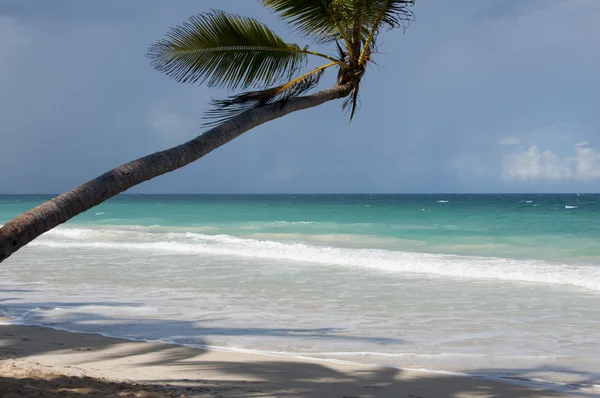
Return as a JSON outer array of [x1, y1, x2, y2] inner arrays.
[[1, 194, 599, 392]]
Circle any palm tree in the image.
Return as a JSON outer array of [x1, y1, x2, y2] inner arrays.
[[0, 0, 415, 263]]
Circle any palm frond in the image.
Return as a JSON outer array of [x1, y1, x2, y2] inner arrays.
[[203, 62, 337, 126], [364, 0, 414, 30], [352, 0, 368, 50], [148, 10, 313, 90], [342, 80, 361, 121], [262, 0, 354, 46], [358, 0, 414, 65]]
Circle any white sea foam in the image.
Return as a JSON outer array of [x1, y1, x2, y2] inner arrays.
[[6, 224, 600, 393], [437, 200, 449, 203], [565, 205, 578, 209], [31, 226, 600, 291]]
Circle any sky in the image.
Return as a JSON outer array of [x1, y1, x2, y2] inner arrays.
[[1, 0, 599, 194]]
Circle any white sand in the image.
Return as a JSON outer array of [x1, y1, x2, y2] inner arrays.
[[0, 324, 584, 397]]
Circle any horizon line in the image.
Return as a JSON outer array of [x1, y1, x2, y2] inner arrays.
[[0, 192, 598, 196]]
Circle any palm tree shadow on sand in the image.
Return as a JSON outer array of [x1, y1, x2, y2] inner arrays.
[[1, 318, 597, 397]]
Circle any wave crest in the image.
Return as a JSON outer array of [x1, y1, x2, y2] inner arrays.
[[30, 226, 600, 291]]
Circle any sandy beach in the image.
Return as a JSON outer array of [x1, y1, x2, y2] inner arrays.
[[0, 323, 584, 398]]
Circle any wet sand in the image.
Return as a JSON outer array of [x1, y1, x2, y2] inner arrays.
[[0, 324, 581, 397]]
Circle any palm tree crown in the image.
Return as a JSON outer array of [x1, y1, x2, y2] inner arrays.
[[147, 0, 415, 124], [0, 1, 417, 263]]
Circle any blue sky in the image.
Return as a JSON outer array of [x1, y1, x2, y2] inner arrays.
[[1, 0, 599, 193]]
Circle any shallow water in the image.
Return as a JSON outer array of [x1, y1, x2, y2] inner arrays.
[[1, 194, 599, 392]]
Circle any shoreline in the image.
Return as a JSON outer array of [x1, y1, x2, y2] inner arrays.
[[0, 319, 587, 393], [0, 323, 588, 397], [2, 317, 596, 393]]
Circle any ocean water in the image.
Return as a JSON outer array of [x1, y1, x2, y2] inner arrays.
[[1, 194, 600, 392]]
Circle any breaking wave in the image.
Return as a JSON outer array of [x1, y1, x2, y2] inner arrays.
[[30, 226, 600, 291]]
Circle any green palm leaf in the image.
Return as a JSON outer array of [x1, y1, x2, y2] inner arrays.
[[349, 0, 414, 45], [147, 10, 311, 90], [358, 0, 414, 64], [262, 0, 354, 45], [362, 0, 414, 30]]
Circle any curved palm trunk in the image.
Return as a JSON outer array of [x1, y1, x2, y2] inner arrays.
[[0, 83, 352, 263]]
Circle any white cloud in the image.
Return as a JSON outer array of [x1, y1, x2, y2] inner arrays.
[[502, 143, 600, 180], [575, 143, 600, 179], [498, 135, 521, 146]]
